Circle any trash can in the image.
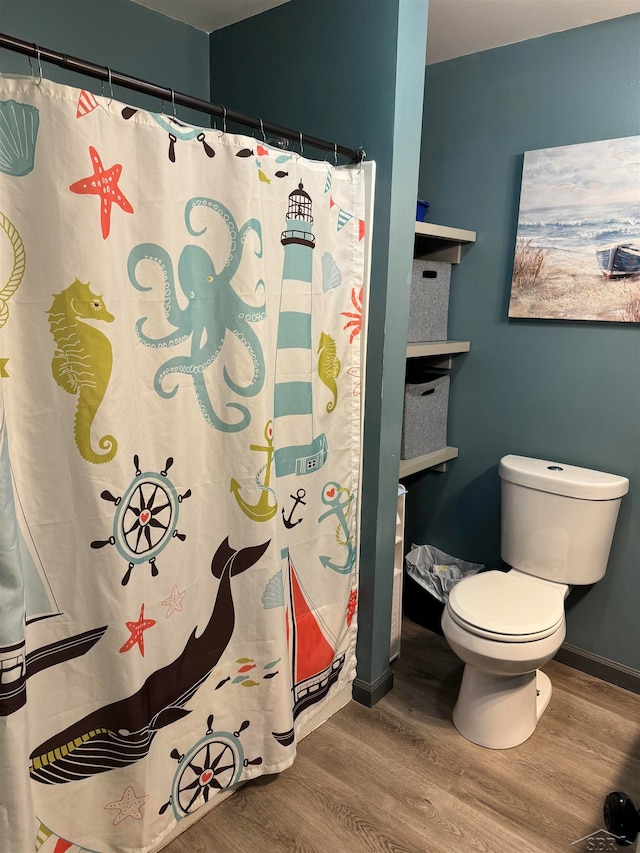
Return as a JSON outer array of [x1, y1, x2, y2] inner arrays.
[[403, 543, 484, 635]]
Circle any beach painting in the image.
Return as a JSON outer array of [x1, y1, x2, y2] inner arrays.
[[508, 135, 640, 322]]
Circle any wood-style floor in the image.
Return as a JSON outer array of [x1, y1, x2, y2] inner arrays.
[[163, 617, 640, 852]]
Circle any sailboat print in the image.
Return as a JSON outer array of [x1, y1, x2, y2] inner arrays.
[[284, 549, 345, 720], [0, 412, 106, 716]]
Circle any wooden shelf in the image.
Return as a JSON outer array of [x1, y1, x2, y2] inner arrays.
[[399, 446, 458, 478], [415, 222, 476, 242], [407, 340, 470, 359], [414, 221, 476, 264]]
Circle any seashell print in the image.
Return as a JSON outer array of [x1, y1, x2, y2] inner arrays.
[[261, 571, 284, 609], [0, 100, 40, 177], [321, 252, 342, 292]]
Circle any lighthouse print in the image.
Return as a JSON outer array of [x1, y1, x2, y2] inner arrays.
[[273, 182, 327, 477]]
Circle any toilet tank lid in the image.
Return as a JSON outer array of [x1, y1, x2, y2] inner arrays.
[[499, 455, 629, 500]]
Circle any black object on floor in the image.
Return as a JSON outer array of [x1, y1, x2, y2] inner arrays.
[[603, 791, 639, 846]]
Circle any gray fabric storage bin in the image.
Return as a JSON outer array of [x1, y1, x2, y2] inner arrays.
[[408, 260, 451, 342], [401, 374, 450, 459]]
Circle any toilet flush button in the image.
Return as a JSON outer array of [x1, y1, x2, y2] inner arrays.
[[547, 465, 563, 471]]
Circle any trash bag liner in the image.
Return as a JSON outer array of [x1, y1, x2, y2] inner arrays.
[[405, 543, 484, 604]]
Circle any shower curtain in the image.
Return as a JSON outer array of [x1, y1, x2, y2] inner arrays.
[[0, 74, 369, 852]]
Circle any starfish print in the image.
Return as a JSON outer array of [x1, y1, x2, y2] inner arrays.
[[69, 146, 134, 239], [161, 583, 186, 618], [104, 785, 149, 826], [119, 603, 156, 656]]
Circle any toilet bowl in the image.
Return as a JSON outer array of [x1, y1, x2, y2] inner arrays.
[[440, 455, 629, 750], [442, 569, 568, 748]]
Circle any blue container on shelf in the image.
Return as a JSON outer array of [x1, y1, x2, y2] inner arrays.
[[416, 199, 430, 221]]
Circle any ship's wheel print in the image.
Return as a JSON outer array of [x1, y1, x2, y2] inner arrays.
[[91, 454, 191, 585], [160, 714, 262, 820]]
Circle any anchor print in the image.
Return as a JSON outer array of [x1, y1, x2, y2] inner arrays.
[[282, 489, 306, 529], [317, 481, 356, 574], [230, 421, 277, 522]]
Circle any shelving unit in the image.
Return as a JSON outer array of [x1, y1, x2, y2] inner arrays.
[[407, 340, 470, 357], [407, 340, 470, 368], [400, 222, 476, 478], [390, 222, 476, 662], [414, 222, 476, 264], [399, 445, 459, 478]]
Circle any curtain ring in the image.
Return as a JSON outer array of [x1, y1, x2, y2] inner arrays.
[[171, 89, 176, 119], [299, 131, 304, 156], [107, 67, 113, 105], [222, 106, 227, 134], [32, 45, 43, 85], [334, 143, 338, 167], [259, 118, 266, 143]]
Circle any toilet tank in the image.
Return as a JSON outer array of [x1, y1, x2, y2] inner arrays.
[[499, 455, 629, 585]]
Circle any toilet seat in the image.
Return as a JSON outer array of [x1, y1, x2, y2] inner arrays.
[[447, 570, 567, 643]]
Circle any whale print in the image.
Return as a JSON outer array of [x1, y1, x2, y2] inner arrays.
[[29, 537, 270, 784]]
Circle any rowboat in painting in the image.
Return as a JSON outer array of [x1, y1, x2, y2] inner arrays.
[[596, 242, 640, 278]]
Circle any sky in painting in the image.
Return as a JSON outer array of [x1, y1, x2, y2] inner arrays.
[[518, 135, 640, 214]]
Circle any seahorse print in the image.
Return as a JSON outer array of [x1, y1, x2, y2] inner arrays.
[[317, 332, 341, 413], [47, 279, 117, 464], [0, 212, 25, 330]]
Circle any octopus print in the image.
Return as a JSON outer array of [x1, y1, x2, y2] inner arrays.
[[128, 198, 266, 432]]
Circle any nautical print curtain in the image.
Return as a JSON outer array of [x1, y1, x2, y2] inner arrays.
[[0, 74, 368, 853]]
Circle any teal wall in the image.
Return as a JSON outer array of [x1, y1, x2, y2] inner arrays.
[[0, 0, 210, 123], [409, 15, 640, 670], [210, 0, 429, 699]]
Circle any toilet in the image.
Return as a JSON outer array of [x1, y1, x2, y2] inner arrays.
[[441, 454, 629, 749]]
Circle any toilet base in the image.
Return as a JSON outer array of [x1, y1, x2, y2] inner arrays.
[[452, 666, 552, 749]]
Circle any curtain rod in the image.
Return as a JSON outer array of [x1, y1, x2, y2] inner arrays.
[[0, 32, 365, 164]]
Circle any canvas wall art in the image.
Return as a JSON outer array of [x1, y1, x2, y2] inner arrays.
[[508, 135, 640, 322]]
